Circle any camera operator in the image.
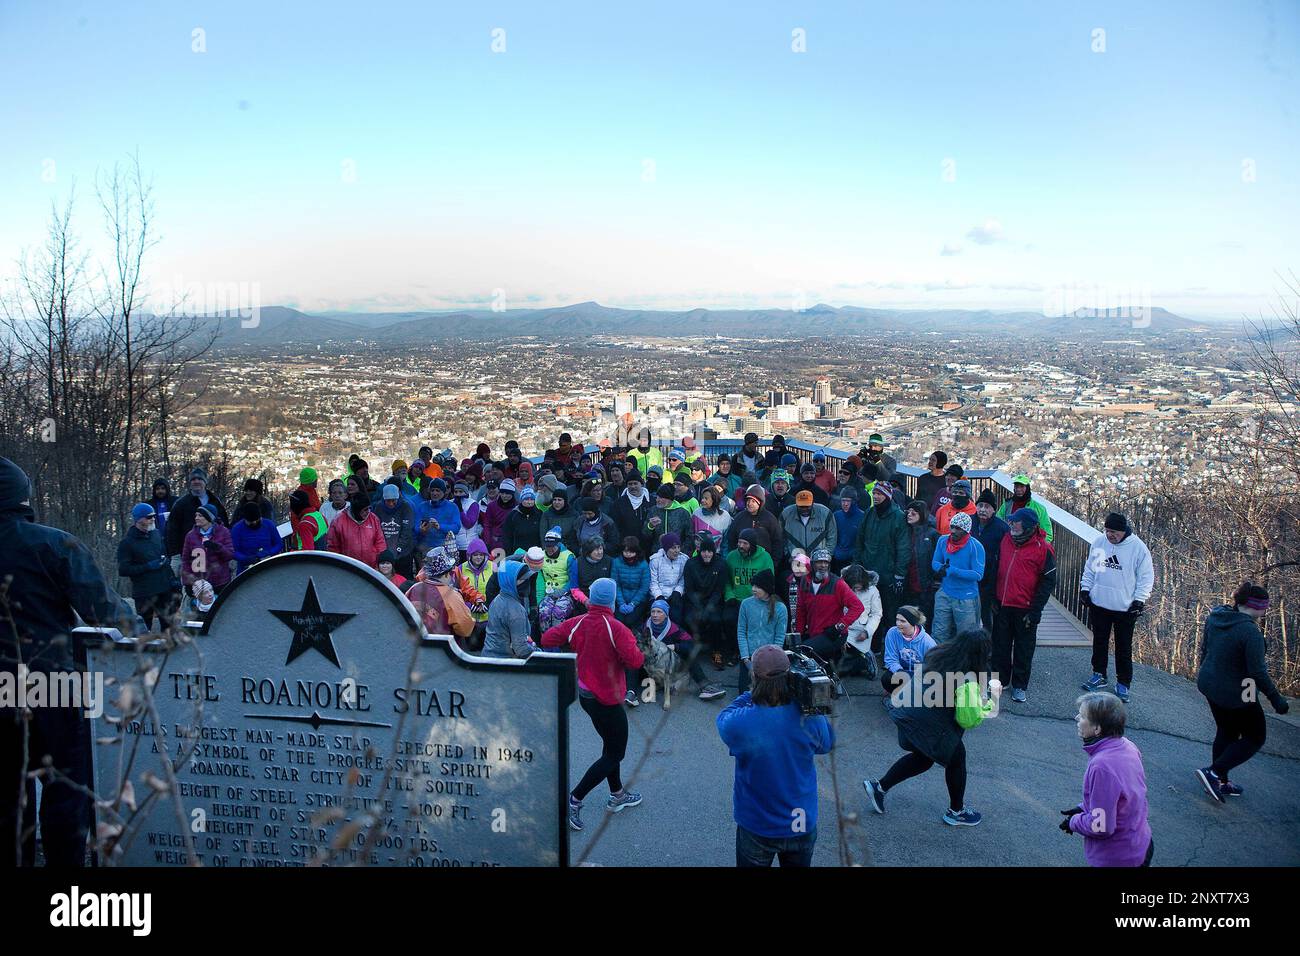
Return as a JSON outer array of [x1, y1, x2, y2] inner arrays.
[[716, 645, 834, 867]]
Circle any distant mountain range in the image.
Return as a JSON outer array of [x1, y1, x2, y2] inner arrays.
[[197, 301, 1217, 350]]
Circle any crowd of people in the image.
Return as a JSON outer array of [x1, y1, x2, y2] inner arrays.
[[1, 425, 1290, 867]]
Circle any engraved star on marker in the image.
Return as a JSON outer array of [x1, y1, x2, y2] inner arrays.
[[270, 578, 354, 668]]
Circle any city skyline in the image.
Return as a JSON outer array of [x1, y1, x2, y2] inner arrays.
[[2, 1, 1297, 320]]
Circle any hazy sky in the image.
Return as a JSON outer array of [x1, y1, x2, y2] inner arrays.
[[1, 1, 1296, 318]]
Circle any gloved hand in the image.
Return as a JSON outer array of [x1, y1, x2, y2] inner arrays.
[[1079, 590, 1092, 608], [892, 575, 905, 595], [153, 556, 169, 569], [471, 601, 488, 615], [619, 603, 633, 615], [1127, 600, 1145, 617], [570, 588, 588, 605], [1273, 697, 1290, 715], [933, 565, 947, 583], [1024, 610, 1041, 627], [1058, 809, 1076, 834]]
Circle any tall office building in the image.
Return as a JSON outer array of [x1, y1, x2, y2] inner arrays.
[[725, 393, 745, 408], [768, 389, 791, 407], [614, 392, 638, 415], [813, 377, 832, 405]]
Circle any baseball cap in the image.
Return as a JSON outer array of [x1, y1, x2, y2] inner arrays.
[[751, 645, 791, 679]]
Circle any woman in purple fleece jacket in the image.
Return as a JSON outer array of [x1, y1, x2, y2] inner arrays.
[[1062, 692, 1153, 866]]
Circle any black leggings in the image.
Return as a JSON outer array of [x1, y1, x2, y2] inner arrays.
[[880, 739, 967, 813], [1208, 700, 1267, 778], [572, 694, 629, 801]]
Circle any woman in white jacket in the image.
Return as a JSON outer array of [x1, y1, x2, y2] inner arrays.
[[649, 532, 689, 624], [839, 564, 882, 678]]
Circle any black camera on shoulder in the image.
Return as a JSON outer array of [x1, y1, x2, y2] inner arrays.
[[784, 645, 835, 716]]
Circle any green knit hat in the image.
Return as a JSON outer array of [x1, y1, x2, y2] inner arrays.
[[299, 466, 318, 485], [1012, 473, 1030, 487]]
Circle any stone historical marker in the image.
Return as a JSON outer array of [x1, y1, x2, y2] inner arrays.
[[85, 551, 575, 867]]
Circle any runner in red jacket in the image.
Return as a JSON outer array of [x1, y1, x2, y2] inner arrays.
[[541, 578, 646, 832]]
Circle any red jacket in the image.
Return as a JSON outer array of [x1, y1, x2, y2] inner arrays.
[[795, 574, 864, 638], [297, 483, 322, 513], [326, 511, 386, 568], [541, 604, 644, 706], [995, 529, 1057, 612]]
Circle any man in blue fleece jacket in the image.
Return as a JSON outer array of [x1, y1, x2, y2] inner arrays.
[[930, 511, 984, 643], [230, 501, 283, 575], [717, 644, 834, 867]]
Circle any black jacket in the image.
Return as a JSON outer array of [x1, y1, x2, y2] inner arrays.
[[890, 688, 965, 766], [683, 552, 727, 625], [1197, 605, 1286, 711], [576, 554, 613, 593], [164, 491, 231, 556], [725, 507, 782, 559], [117, 525, 176, 599], [765, 490, 796, 520], [503, 505, 544, 555], [0, 457, 140, 673], [914, 472, 947, 510], [907, 522, 940, 593], [971, 514, 1009, 596], [610, 492, 652, 543]]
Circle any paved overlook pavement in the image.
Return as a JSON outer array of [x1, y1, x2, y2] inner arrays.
[[567, 646, 1300, 867]]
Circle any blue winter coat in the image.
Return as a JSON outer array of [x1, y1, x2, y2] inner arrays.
[[611, 558, 650, 612], [832, 503, 865, 563]]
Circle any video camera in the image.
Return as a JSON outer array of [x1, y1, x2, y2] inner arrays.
[[783, 643, 836, 716]]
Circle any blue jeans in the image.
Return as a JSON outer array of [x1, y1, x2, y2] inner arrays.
[[735, 824, 817, 867], [933, 591, 981, 643]]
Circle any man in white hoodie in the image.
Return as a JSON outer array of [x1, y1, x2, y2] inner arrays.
[[1080, 512, 1154, 702]]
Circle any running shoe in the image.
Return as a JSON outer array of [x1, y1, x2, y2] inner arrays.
[[863, 779, 885, 815], [606, 789, 643, 813], [1195, 767, 1225, 803]]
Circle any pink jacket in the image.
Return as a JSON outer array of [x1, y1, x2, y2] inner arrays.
[[326, 510, 386, 568], [541, 604, 644, 706]]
